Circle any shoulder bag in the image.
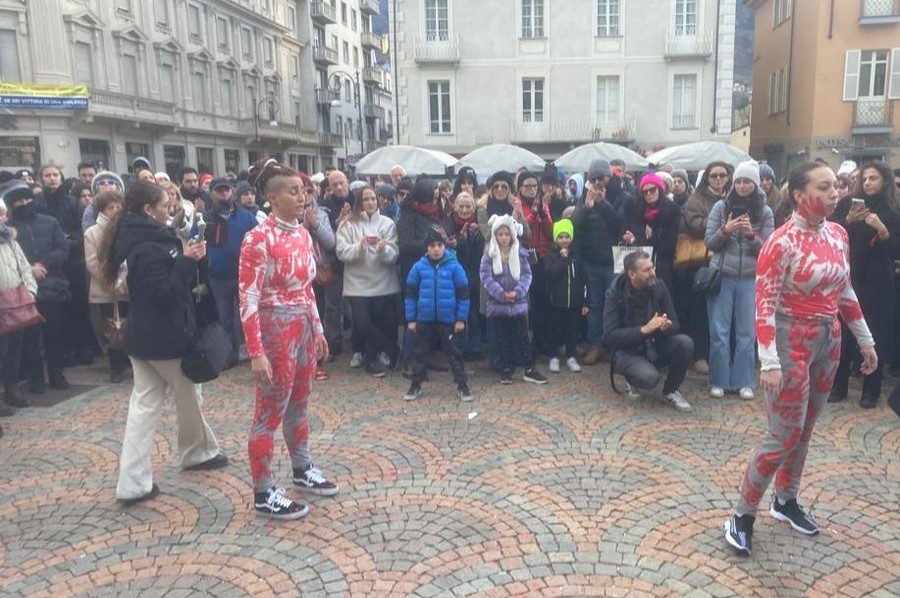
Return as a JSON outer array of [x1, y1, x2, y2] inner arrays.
[[0, 244, 45, 334]]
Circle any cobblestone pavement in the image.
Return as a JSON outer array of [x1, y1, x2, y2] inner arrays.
[[2, 357, 899, 598]]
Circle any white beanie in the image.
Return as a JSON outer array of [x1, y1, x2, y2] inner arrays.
[[732, 160, 761, 187], [837, 160, 857, 176], [487, 213, 523, 280]]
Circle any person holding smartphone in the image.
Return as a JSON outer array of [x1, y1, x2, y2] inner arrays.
[[704, 161, 774, 400]]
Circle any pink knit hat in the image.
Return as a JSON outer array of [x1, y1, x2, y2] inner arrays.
[[639, 172, 667, 196]]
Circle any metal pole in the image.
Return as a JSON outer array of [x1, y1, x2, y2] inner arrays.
[[356, 70, 364, 155]]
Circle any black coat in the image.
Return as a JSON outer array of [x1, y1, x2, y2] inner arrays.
[[10, 210, 70, 302], [627, 196, 680, 289], [572, 200, 623, 267], [831, 193, 900, 360], [543, 246, 588, 310], [113, 212, 199, 361], [602, 273, 679, 355], [451, 214, 485, 296], [396, 203, 453, 286]]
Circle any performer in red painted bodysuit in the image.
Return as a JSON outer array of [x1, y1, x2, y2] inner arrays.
[[724, 162, 877, 556], [240, 161, 338, 520]]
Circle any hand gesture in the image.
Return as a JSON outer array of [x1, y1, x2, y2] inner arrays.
[[860, 345, 878, 376], [622, 230, 635, 245], [303, 207, 318, 229], [847, 203, 869, 225], [31, 263, 47, 280], [641, 312, 670, 335], [251, 355, 273, 386], [446, 235, 458, 248], [645, 224, 653, 240], [407, 321, 417, 332], [314, 335, 329, 361], [182, 239, 207, 261], [453, 321, 465, 333], [375, 239, 387, 252], [864, 212, 887, 236], [559, 247, 569, 258], [512, 199, 523, 220], [760, 369, 783, 396], [724, 214, 748, 234], [505, 290, 517, 303]]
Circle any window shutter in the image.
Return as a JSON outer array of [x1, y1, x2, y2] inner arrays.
[[843, 49, 861, 101], [888, 48, 900, 100]]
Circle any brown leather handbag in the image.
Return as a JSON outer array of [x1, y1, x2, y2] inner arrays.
[[673, 233, 709, 270]]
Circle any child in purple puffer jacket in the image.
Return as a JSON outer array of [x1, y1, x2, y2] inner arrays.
[[480, 214, 548, 385]]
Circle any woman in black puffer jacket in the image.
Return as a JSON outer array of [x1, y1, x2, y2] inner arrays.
[[98, 180, 226, 505]]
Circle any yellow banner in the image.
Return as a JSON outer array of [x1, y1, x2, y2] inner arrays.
[[0, 83, 89, 98]]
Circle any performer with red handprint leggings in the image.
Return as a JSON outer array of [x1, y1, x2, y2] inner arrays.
[[240, 161, 338, 521], [724, 162, 877, 556]]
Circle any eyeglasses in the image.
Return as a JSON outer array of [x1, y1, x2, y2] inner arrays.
[[521, 183, 538, 189], [642, 188, 659, 195], [492, 184, 509, 190], [709, 173, 729, 180]]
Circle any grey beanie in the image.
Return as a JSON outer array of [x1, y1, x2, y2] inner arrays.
[[758, 163, 776, 181], [587, 159, 611, 180]]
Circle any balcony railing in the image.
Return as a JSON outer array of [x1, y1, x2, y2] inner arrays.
[[359, 0, 379, 16], [361, 66, 383, 86], [414, 33, 460, 64], [665, 26, 713, 59], [361, 31, 382, 50], [671, 113, 697, 130], [90, 88, 176, 119], [852, 98, 894, 132], [318, 131, 342, 147], [310, 1, 337, 25], [312, 44, 338, 65], [511, 118, 636, 144], [859, 0, 900, 23], [364, 103, 385, 121], [315, 87, 339, 106]]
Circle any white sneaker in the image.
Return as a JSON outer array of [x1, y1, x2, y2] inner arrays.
[[710, 386, 725, 399], [664, 390, 693, 412], [566, 357, 582, 372], [548, 357, 560, 373], [739, 387, 755, 400], [349, 352, 363, 368], [378, 352, 391, 367], [624, 381, 642, 400]]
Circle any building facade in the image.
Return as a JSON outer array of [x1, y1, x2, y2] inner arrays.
[[747, 0, 900, 175], [0, 0, 391, 177], [390, 0, 736, 159]]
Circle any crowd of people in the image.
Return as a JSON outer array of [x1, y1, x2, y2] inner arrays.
[[0, 152, 898, 543]]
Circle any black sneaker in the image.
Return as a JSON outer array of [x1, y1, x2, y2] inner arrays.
[[828, 390, 847, 403], [254, 487, 309, 520], [457, 383, 473, 402], [28, 376, 45, 395], [769, 498, 819, 535], [293, 464, 339, 496], [48, 370, 69, 390], [119, 483, 160, 507], [184, 453, 230, 471], [404, 382, 423, 401], [523, 368, 548, 385], [859, 394, 878, 409], [724, 513, 754, 556], [500, 371, 513, 385], [365, 362, 387, 378]]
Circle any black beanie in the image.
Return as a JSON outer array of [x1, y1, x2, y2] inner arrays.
[[424, 227, 446, 248]]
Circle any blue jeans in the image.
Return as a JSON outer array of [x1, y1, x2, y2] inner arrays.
[[707, 276, 756, 389], [584, 262, 616, 348]]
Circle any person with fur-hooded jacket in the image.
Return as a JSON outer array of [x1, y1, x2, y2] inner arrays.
[[480, 214, 547, 385]]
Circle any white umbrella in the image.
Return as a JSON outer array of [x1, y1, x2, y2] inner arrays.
[[354, 145, 458, 176], [555, 142, 648, 173], [646, 141, 752, 171], [456, 144, 547, 176]]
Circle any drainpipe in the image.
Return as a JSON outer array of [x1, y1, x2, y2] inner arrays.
[[392, 0, 400, 144], [786, 0, 795, 126], [710, 0, 721, 134], [828, 0, 835, 38]]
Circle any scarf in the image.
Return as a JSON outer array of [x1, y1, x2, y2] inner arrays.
[[410, 200, 442, 221], [643, 207, 660, 223], [0, 225, 11, 244], [486, 197, 513, 218], [452, 211, 476, 232]]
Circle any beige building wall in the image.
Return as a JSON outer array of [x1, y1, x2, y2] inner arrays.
[[749, 0, 900, 177]]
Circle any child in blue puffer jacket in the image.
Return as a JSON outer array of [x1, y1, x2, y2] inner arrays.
[[480, 214, 548, 385], [403, 229, 472, 402]]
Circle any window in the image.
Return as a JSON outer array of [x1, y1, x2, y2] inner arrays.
[[153, 0, 170, 26], [773, 0, 792, 26], [859, 50, 889, 97], [768, 68, 788, 114], [596, 0, 620, 36], [341, 2, 348, 24], [351, 9, 358, 31], [293, 100, 301, 126], [353, 47, 359, 68], [116, 0, 133, 13], [196, 147, 214, 174], [193, 70, 207, 111], [596, 75, 620, 130], [521, 0, 544, 38], [672, 74, 696, 129], [217, 17, 229, 51], [221, 74, 234, 114], [241, 27, 253, 60], [188, 5, 202, 42], [0, 29, 20, 81], [425, 0, 449, 41], [73, 42, 93, 86], [674, 0, 697, 35], [264, 37, 274, 65], [291, 54, 300, 79], [159, 53, 175, 101], [286, 6, 297, 37], [342, 41, 350, 64], [522, 78, 544, 122], [344, 79, 352, 102], [121, 54, 138, 94], [427, 80, 451, 134]]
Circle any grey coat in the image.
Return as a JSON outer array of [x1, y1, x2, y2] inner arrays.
[[704, 195, 774, 279]]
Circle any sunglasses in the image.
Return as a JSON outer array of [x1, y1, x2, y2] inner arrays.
[[642, 187, 659, 195], [521, 183, 538, 189], [709, 173, 729, 180], [492, 184, 509, 190]]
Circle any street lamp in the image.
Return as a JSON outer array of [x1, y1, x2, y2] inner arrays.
[[327, 69, 365, 156], [254, 92, 280, 154]]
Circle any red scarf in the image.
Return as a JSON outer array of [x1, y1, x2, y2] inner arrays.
[[410, 200, 442, 221], [452, 211, 477, 232], [644, 206, 660, 223]]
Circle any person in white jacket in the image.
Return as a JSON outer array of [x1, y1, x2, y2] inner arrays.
[[335, 185, 401, 376], [0, 196, 38, 416]]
